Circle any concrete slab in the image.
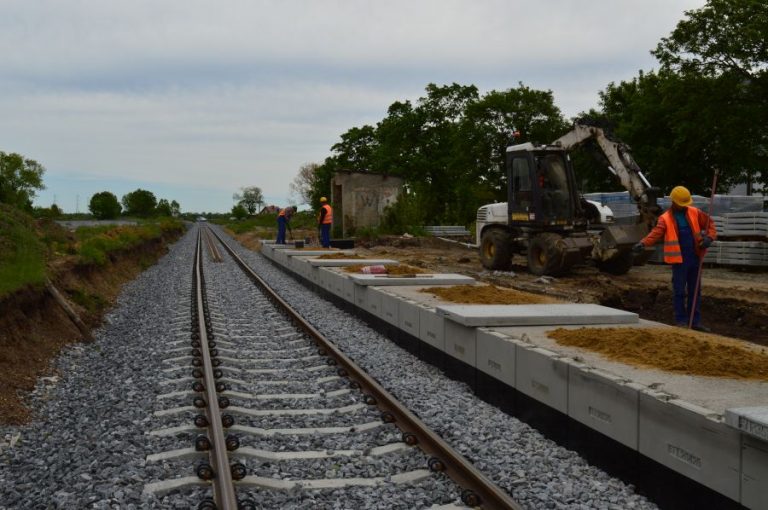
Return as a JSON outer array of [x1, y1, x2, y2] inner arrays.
[[476, 328, 518, 388], [489, 323, 768, 415], [365, 287, 384, 318], [379, 290, 400, 326], [348, 273, 475, 286], [340, 277, 355, 303], [742, 435, 768, 510], [308, 259, 399, 267], [419, 306, 445, 351], [398, 299, 421, 339], [444, 320, 476, 367], [725, 407, 768, 443], [639, 391, 741, 500], [515, 345, 569, 413], [436, 303, 638, 327], [568, 366, 641, 449]]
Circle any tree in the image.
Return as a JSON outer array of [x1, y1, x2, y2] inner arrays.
[[170, 200, 181, 217], [290, 163, 322, 205], [233, 186, 264, 214], [653, 0, 767, 191], [122, 189, 157, 217], [0, 151, 45, 209], [156, 198, 172, 217], [89, 191, 122, 219], [231, 203, 248, 220], [653, 0, 768, 81]]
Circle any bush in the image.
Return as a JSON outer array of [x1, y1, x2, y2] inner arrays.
[[0, 204, 47, 296], [380, 192, 427, 235]]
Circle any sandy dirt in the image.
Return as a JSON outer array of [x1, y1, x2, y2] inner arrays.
[[548, 327, 768, 380], [420, 284, 560, 305], [343, 264, 428, 275]]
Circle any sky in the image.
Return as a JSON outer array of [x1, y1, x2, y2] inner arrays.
[[0, 0, 706, 214]]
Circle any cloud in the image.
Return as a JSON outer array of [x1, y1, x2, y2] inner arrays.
[[0, 0, 706, 212]]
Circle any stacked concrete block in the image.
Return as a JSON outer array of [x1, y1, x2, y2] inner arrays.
[[639, 391, 741, 502]]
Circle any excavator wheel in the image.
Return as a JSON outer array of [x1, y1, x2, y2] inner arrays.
[[479, 229, 512, 270], [597, 251, 634, 275], [527, 233, 566, 276]]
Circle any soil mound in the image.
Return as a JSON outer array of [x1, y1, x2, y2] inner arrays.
[[316, 253, 364, 259], [421, 284, 559, 305], [343, 264, 427, 275], [548, 327, 768, 380]]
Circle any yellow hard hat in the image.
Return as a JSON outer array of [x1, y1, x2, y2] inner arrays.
[[670, 186, 692, 207], [320, 197, 327, 202]]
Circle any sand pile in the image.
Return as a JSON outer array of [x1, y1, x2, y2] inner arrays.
[[420, 284, 559, 305], [548, 327, 768, 380], [343, 264, 427, 275]]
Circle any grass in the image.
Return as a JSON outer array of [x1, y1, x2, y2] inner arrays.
[[75, 218, 183, 266], [216, 211, 318, 235], [0, 206, 185, 297], [0, 205, 47, 297]]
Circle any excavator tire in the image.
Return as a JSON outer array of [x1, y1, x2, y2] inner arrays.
[[480, 229, 512, 270], [527, 233, 566, 276], [597, 251, 634, 275]]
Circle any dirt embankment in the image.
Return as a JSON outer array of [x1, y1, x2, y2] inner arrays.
[[0, 230, 184, 425]]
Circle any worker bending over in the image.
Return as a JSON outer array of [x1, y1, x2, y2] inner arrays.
[[633, 186, 716, 331], [276, 206, 294, 244], [317, 197, 333, 248]]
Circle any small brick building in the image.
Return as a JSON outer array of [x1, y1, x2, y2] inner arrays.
[[330, 171, 404, 235]]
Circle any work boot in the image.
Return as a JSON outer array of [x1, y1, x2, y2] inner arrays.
[[692, 324, 711, 333]]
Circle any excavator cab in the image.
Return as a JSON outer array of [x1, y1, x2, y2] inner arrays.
[[506, 143, 583, 228]]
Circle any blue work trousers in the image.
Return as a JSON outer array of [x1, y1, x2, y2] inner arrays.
[[276, 216, 287, 244], [671, 257, 702, 326], [320, 224, 331, 248]]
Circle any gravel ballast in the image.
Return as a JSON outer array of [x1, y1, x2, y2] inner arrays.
[[217, 228, 658, 510]]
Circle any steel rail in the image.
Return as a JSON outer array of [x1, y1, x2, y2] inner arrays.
[[203, 226, 223, 262], [207, 227, 523, 510], [194, 230, 238, 509]]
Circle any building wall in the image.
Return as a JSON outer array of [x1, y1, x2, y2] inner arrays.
[[331, 172, 404, 234]]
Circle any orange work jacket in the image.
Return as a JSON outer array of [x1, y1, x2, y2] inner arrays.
[[318, 204, 333, 225], [642, 206, 717, 263]]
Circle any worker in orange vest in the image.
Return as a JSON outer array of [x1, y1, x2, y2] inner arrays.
[[633, 186, 716, 331], [276, 206, 294, 244], [317, 197, 333, 248]]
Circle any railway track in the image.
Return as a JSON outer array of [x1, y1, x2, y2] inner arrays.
[[143, 225, 521, 509]]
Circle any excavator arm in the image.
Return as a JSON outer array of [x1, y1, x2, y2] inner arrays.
[[554, 124, 661, 228]]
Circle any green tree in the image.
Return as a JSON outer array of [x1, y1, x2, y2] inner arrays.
[[233, 186, 264, 214], [89, 191, 122, 219], [170, 200, 181, 216], [231, 203, 248, 220], [0, 151, 45, 209], [122, 189, 157, 217], [156, 198, 172, 217]]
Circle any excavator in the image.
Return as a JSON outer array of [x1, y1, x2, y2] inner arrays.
[[476, 123, 661, 276]]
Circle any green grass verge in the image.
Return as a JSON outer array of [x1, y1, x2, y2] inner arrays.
[[0, 205, 47, 297], [75, 218, 184, 266]]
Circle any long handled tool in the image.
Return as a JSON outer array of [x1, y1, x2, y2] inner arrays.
[[688, 169, 719, 329]]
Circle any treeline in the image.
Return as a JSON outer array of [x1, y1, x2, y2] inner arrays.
[[0, 150, 180, 219], [299, 0, 767, 227]]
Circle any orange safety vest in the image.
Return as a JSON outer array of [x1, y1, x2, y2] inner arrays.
[[319, 204, 333, 224], [644, 206, 715, 264]]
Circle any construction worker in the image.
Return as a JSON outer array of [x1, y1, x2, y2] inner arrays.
[[633, 186, 716, 331], [276, 206, 294, 244], [317, 197, 333, 248]]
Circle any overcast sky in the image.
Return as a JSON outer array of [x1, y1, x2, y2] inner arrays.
[[1, 0, 705, 213]]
